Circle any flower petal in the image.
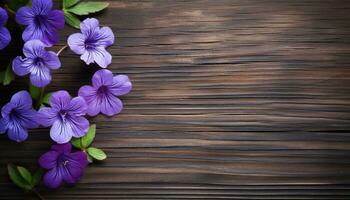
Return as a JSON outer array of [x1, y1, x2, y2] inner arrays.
[[32, 0, 52, 15], [91, 47, 112, 68], [12, 57, 32, 76], [10, 90, 33, 109], [80, 18, 99, 36], [50, 90, 71, 110], [67, 97, 87, 116], [92, 69, 113, 87], [85, 97, 101, 117], [68, 116, 89, 138], [0, 27, 11, 50], [109, 75, 132, 96], [50, 120, 73, 144], [51, 143, 72, 153], [0, 117, 9, 133], [29, 65, 52, 87], [43, 168, 63, 189], [44, 51, 61, 70], [22, 40, 46, 58], [37, 107, 58, 127], [67, 33, 86, 55], [100, 95, 123, 116], [66, 151, 88, 179], [38, 150, 59, 169], [47, 10, 64, 29], [96, 26, 115, 47], [78, 85, 97, 103], [60, 166, 75, 184], [7, 121, 28, 142], [15, 6, 33, 25], [80, 51, 94, 65], [18, 109, 39, 129], [0, 7, 8, 26]]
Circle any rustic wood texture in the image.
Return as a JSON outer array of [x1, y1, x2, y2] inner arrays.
[[1, 0, 350, 199]]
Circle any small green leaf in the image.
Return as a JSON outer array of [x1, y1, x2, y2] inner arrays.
[[63, 0, 80, 8], [66, 2, 109, 15], [29, 85, 40, 100], [71, 138, 82, 149], [31, 169, 43, 186], [64, 11, 81, 29], [81, 124, 96, 148], [7, 164, 32, 191], [3, 63, 15, 86], [17, 166, 32, 184], [8, 0, 30, 11], [42, 92, 52, 105], [87, 147, 107, 160]]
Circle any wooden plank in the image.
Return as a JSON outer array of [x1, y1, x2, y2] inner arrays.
[[1, 0, 350, 199]]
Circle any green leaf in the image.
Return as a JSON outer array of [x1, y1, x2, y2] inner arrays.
[[66, 2, 109, 15], [42, 92, 52, 105], [71, 137, 82, 149], [8, 0, 30, 11], [87, 147, 107, 160], [81, 124, 96, 148], [63, 0, 80, 8], [64, 11, 81, 29], [17, 166, 32, 184], [31, 169, 43, 186], [29, 85, 40, 100], [2, 63, 15, 86], [7, 164, 32, 191]]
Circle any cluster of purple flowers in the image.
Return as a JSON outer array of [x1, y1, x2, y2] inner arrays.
[[0, 0, 132, 189]]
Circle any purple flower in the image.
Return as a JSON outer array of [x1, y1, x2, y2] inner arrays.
[[37, 90, 89, 144], [68, 18, 114, 68], [0, 91, 38, 142], [39, 143, 88, 189], [16, 0, 64, 46], [0, 7, 11, 50], [12, 40, 61, 87], [78, 69, 132, 117]]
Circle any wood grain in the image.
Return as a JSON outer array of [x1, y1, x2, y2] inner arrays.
[[1, 0, 350, 199]]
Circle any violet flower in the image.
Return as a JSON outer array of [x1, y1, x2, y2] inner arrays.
[[37, 90, 89, 144], [39, 143, 88, 189], [16, 0, 64, 46], [0, 7, 10, 50], [12, 40, 61, 87], [78, 69, 132, 117], [68, 18, 114, 68], [0, 91, 38, 142]]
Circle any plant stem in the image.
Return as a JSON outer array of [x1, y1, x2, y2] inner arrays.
[[32, 188, 45, 200], [4, 5, 16, 16], [35, 87, 45, 109], [56, 45, 68, 56]]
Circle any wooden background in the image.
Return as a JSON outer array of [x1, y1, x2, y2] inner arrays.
[[1, 0, 350, 199]]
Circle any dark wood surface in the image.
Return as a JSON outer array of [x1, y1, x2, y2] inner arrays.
[[1, 0, 350, 199]]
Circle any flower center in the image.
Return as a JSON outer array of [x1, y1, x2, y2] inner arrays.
[[33, 57, 44, 66], [34, 15, 46, 28], [59, 111, 69, 121], [97, 86, 109, 97], [58, 155, 69, 167], [85, 38, 97, 50]]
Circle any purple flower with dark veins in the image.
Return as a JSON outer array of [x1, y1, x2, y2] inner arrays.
[[37, 90, 89, 144], [12, 40, 61, 87], [78, 69, 132, 117], [68, 18, 114, 68], [0, 7, 10, 50], [0, 91, 38, 142], [39, 143, 88, 189], [16, 0, 64, 46]]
